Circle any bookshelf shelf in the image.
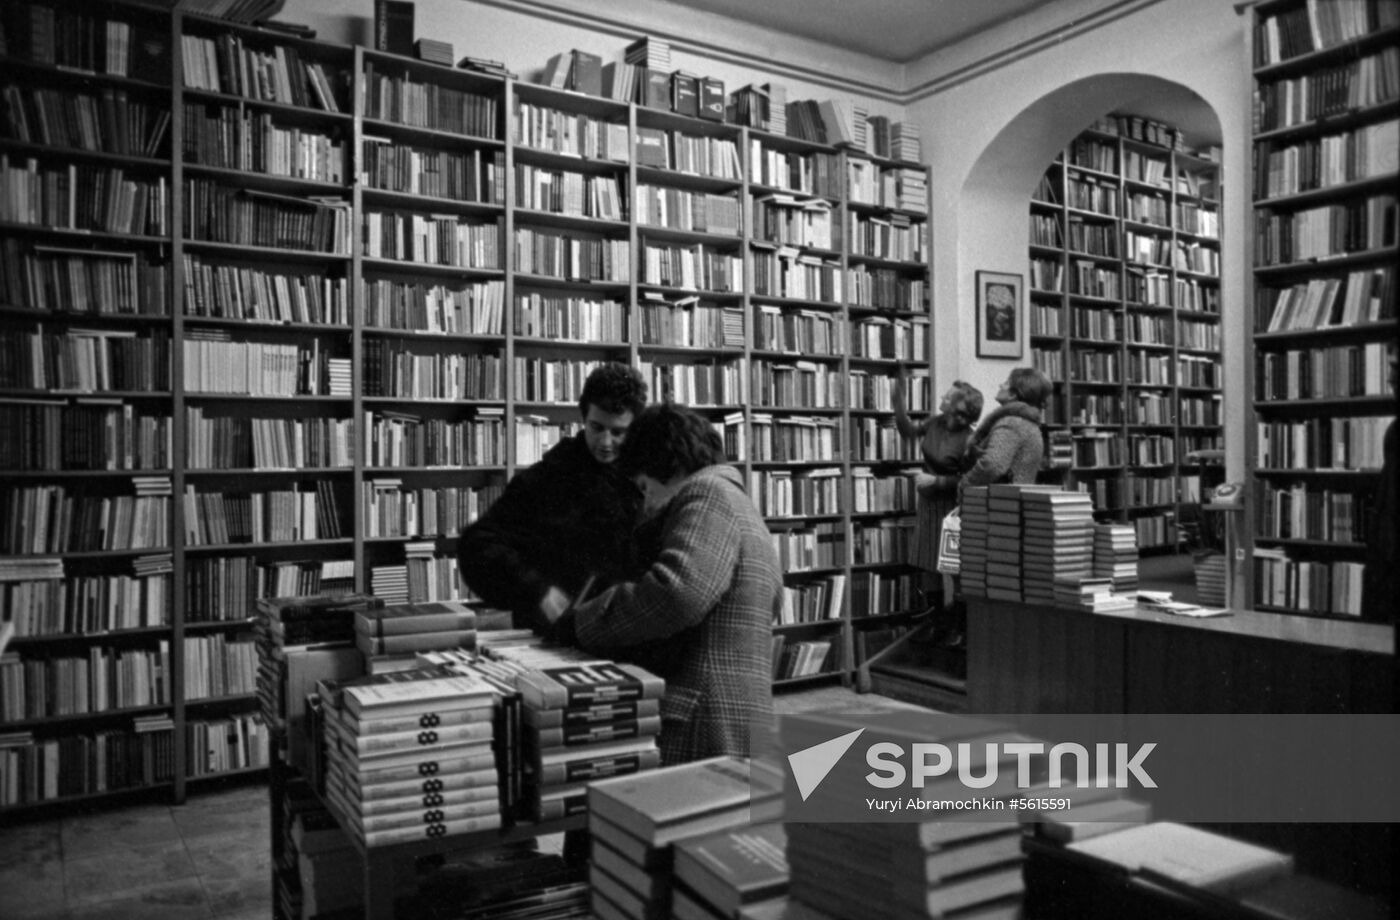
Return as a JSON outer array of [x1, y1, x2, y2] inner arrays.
[[1029, 114, 1223, 549], [1246, 0, 1398, 621]]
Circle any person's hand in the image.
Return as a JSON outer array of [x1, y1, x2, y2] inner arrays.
[[539, 586, 571, 625]]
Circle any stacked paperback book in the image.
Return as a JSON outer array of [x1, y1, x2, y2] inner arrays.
[[317, 667, 504, 847], [587, 756, 765, 920], [515, 661, 664, 823], [1052, 577, 1136, 613], [354, 600, 477, 672], [1092, 523, 1140, 592], [1019, 490, 1096, 605], [960, 486, 990, 597], [984, 484, 1062, 601]]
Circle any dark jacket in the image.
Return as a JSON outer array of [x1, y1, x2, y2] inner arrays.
[[457, 433, 643, 623], [960, 400, 1045, 499], [564, 465, 779, 764]]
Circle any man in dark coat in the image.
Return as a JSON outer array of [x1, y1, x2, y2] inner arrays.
[[457, 363, 648, 628]]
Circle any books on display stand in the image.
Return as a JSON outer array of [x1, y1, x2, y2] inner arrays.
[[960, 486, 990, 597]]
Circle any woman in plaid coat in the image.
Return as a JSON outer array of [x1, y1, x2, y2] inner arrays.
[[551, 403, 779, 764]]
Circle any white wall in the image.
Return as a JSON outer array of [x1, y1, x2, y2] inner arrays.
[[902, 0, 1251, 478]]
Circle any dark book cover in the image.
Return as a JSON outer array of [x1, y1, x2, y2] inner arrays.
[[643, 68, 671, 110], [671, 71, 700, 118], [373, 0, 414, 56], [568, 49, 603, 96], [698, 76, 725, 121]]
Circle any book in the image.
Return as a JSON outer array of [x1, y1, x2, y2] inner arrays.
[[589, 813, 673, 870], [568, 49, 603, 96], [1068, 822, 1294, 895], [345, 720, 493, 755], [698, 77, 725, 121], [523, 697, 660, 728], [356, 628, 475, 656], [347, 782, 498, 817], [643, 68, 672, 109], [337, 761, 499, 799], [360, 813, 502, 848], [1036, 797, 1152, 843], [592, 838, 671, 902], [339, 672, 498, 719], [673, 821, 788, 917], [671, 71, 700, 117], [355, 601, 475, 636], [373, 0, 414, 56], [591, 864, 668, 920], [527, 714, 660, 749], [514, 662, 664, 709], [341, 702, 494, 736], [588, 756, 755, 847]]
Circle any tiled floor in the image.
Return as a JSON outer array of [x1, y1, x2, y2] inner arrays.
[[0, 782, 272, 920], [0, 686, 884, 920]]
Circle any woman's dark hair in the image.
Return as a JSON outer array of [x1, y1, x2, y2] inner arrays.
[[579, 362, 647, 417], [947, 380, 985, 428], [1007, 367, 1053, 409], [617, 403, 724, 482]]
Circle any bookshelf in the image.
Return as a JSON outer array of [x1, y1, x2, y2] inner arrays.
[[0, 1, 935, 811], [1246, 0, 1399, 620], [1028, 114, 1224, 552]]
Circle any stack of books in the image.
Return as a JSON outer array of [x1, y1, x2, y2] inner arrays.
[[897, 166, 928, 213], [785, 818, 1025, 919], [1194, 552, 1227, 606], [672, 821, 789, 920], [1020, 490, 1096, 605], [414, 38, 453, 66], [1092, 523, 1140, 592], [587, 756, 760, 920], [369, 563, 409, 603], [354, 600, 476, 673], [626, 37, 671, 111], [624, 36, 671, 72], [1052, 576, 1136, 613], [891, 121, 921, 162], [766, 84, 788, 136], [318, 668, 504, 847], [985, 484, 1057, 602], [254, 593, 378, 771], [515, 661, 665, 823], [959, 485, 990, 597]]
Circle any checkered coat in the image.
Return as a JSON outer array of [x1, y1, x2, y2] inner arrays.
[[569, 464, 778, 764]]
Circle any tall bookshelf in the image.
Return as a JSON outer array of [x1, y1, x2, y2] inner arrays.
[[1028, 114, 1224, 551], [0, 0, 934, 810], [1247, 0, 1399, 620]]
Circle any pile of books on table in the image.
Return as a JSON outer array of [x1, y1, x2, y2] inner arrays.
[[354, 600, 477, 673], [1093, 523, 1140, 592], [317, 667, 504, 847], [1052, 576, 1137, 613], [587, 756, 766, 920], [1020, 489, 1096, 605]]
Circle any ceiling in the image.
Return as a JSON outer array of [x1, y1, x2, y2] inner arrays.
[[666, 0, 1061, 63]]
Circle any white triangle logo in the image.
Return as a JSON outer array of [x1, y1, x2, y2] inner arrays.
[[788, 728, 865, 801]]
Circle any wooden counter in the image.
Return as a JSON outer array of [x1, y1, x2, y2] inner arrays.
[[966, 598, 1395, 714]]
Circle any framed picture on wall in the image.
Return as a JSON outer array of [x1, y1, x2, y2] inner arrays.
[[975, 270, 1024, 359]]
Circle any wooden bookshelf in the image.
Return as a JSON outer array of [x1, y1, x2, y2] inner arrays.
[[1246, 0, 1399, 621], [1028, 114, 1224, 552]]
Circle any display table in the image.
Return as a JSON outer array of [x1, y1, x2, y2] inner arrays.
[[966, 598, 1394, 713]]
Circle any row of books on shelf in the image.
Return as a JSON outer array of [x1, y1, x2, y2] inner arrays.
[[1255, 479, 1375, 544], [1255, 265, 1395, 332], [1253, 46, 1399, 133], [1255, 341, 1392, 401], [0, 631, 261, 722], [1255, 416, 1388, 471], [1253, 0, 1400, 66]]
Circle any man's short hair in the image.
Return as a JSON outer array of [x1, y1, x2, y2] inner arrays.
[[617, 403, 723, 482], [1007, 366, 1053, 409], [579, 362, 647, 417]]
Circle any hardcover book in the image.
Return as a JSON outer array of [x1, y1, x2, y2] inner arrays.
[[515, 662, 663, 709], [674, 821, 788, 917], [373, 0, 414, 56], [588, 755, 755, 847]]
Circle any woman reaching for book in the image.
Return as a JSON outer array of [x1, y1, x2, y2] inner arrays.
[[544, 402, 779, 765]]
